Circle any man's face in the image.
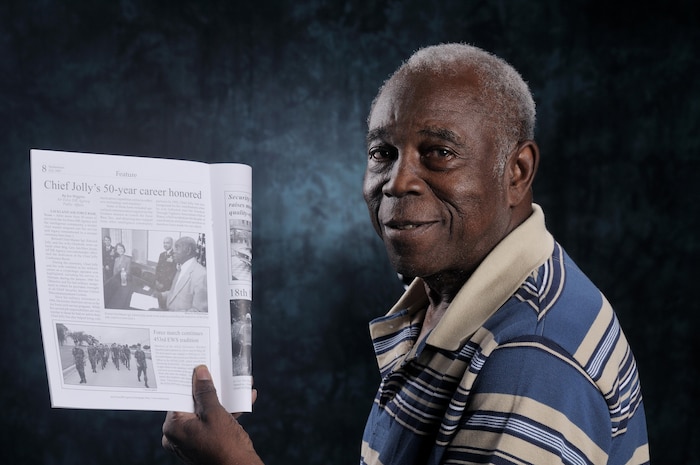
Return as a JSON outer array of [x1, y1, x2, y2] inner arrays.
[[173, 241, 190, 264], [363, 70, 514, 279], [103, 237, 111, 247], [163, 238, 173, 251]]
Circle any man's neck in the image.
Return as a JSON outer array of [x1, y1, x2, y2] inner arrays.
[[422, 269, 471, 308], [416, 270, 471, 341]]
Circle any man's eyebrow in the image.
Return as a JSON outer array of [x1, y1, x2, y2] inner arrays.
[[418, 127, 463, 146], [366, 127, 390, 144], [366, 126, 465, 147]]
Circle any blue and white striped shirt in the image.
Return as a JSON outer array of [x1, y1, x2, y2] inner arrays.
[[361, 205, 649, 465]]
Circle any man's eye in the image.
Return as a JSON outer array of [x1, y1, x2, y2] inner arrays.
[[368, 148, 394, 161], [425, 148, 454, 158]]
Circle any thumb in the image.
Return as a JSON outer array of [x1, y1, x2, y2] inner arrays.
[[191, 365, 221, 419]]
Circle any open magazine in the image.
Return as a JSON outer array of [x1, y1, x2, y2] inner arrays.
[[30, 149, 253, 412]]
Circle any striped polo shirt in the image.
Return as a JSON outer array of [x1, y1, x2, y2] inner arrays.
[[361, 205, 649, 465]]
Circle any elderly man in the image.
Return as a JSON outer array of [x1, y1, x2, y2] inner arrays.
[[162, 43, 649, 465], [156, 236, 208, 312]]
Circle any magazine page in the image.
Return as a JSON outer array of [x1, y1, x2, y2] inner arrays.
[[209, 165, 253, 413], [30, 149, 248, 412]]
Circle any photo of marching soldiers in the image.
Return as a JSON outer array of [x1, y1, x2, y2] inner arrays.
[[230, 299, 252, 376], [102, 228, 207, 312], [229, 218, 251, 282], [56, 323, 155, 389]]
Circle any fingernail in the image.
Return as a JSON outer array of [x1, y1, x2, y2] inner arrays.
[[195, 365, 211, 380]]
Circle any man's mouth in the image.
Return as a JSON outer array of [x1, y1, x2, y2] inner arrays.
[[392, 223, 420, 230], [383, 220, 436, 233]]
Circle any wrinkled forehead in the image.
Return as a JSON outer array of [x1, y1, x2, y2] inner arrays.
[[368, 70, 491, 133]]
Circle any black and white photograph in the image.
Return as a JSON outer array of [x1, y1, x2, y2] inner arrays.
[[56, 323, 155, 389], [101, 228, 208, 312], [228, 218, 252, 282], [229, 299, 252, 376]]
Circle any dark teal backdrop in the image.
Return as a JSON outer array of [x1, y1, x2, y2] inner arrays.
[[1, 1, 697, 464]]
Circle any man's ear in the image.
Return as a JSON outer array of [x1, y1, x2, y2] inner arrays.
[[506, 140, 539, 207]]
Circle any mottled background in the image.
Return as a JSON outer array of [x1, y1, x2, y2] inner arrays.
[[1, 1, 698, 464]]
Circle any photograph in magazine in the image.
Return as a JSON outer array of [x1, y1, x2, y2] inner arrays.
[[229, 299, 252, 376], [57, 323, 155, 389], [228, 211, 252, 282], [101, 228, 208, 312]]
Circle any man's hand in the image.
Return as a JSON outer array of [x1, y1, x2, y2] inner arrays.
[[162, 365, 263, 465]]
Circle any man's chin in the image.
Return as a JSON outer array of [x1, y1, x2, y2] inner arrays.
[[390, 260, 428, 281]]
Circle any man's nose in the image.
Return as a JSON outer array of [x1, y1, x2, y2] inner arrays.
[[382, 152, 424, 197]]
